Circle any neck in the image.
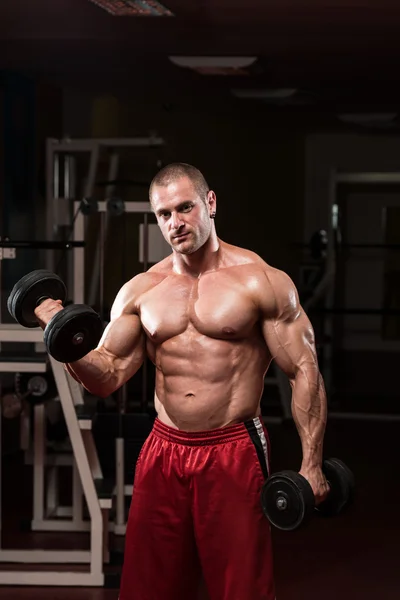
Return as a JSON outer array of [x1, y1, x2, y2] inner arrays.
[[173, 229, 220, 277]]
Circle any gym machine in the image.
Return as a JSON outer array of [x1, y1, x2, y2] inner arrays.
[[0, 135, 165, 586], [309, 170, 400, 422], [25, 198, 160, 544], [0, 243, 109, 586]]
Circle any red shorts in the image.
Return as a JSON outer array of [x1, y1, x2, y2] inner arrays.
[[119, 417, 276, 600]]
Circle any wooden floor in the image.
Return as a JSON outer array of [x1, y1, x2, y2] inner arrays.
[[0, 415, 398, 599]]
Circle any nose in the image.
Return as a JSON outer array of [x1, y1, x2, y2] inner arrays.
[[170, 211, 184, 231]]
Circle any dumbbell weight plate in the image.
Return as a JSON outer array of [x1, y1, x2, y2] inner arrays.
[[261, 470, 316, 531], [316, 458, 355, 518], [44, 304, 104, 363], [7, 270, 67, 328]]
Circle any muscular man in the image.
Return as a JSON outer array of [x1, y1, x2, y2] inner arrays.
[[35, 163, 329, 600]]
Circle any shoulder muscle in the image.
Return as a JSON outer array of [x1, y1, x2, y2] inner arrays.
[[261, 266, 301, 322], [110, 272, 157, 319]]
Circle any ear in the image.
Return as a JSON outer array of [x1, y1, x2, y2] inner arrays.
[[207, 190, 217, 217]]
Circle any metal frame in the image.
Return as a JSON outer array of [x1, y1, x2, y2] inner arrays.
[[30, 405, 88, 534], [46, 136, 164, 277], [72, 200, 153, 305], [325, 170, 400, 422], [0, 326, 107, 585]]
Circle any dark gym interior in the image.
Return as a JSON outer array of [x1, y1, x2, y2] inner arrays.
[[1, 1, 400, 599]]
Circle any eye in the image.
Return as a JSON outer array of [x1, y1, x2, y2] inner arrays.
[[160, 211, 170, 219], [181, 204, 193, 213]]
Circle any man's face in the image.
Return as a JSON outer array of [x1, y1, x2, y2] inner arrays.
[[151, 176, 214, 255]]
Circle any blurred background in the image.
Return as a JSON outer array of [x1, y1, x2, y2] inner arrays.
[[0, 1, 399, 599]]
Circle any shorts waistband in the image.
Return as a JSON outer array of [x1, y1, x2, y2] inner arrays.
[[152, 416, 264, 446]]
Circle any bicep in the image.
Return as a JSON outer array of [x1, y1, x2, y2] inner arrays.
[[259, 268, 319, 379], [97, 312, 145, 376], [262, 310, 318, 380]]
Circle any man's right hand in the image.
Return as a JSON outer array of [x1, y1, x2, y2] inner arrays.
[[34, 298, 64, 330]]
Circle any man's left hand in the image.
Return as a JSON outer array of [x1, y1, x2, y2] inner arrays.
[[299, 465, 330, 505]]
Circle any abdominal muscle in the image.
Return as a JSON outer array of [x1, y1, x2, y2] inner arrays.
[[152, 332, 271, 431]]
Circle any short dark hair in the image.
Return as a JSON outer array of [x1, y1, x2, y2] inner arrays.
[[149, 162, 209, 203]]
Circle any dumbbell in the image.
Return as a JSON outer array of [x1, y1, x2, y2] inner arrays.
[[7, 270, 104, 363], [261, 458, 355, 531]]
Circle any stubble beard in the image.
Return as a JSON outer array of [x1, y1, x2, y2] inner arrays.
[[173, 233, 198, 255], [172, 229, 210, 255]]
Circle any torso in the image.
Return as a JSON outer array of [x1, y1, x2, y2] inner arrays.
[[134, 243, 275, 430]]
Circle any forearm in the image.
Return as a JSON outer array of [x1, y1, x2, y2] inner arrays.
[[34, 290, 145, 396], [64, 350, 117, 397], [290, 368, 328, 469]]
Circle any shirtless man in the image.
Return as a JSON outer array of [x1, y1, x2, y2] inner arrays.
[[35, 163, 329, 600]]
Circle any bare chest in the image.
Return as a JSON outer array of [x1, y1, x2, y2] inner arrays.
[[139, 275, 260, 343]]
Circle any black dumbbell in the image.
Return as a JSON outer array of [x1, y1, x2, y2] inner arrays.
[[261, 458, 355, 531], [7, 270, 104, 363]]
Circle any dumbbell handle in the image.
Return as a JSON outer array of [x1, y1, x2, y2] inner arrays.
[[36, 295, 52, 306], [35, 294, 64, 305]]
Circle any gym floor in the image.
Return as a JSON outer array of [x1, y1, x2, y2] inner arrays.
[[0, 416, 397, 600]]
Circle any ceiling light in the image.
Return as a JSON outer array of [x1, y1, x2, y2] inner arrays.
[[169, 56, 257, 75], [169, 56, 257, 69], [88, 0, 174, 16], [231, 88, 297, 100], [338, 113, 397, 125]]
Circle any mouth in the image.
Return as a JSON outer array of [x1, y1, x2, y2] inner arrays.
[[173, 232, 189, 241]]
